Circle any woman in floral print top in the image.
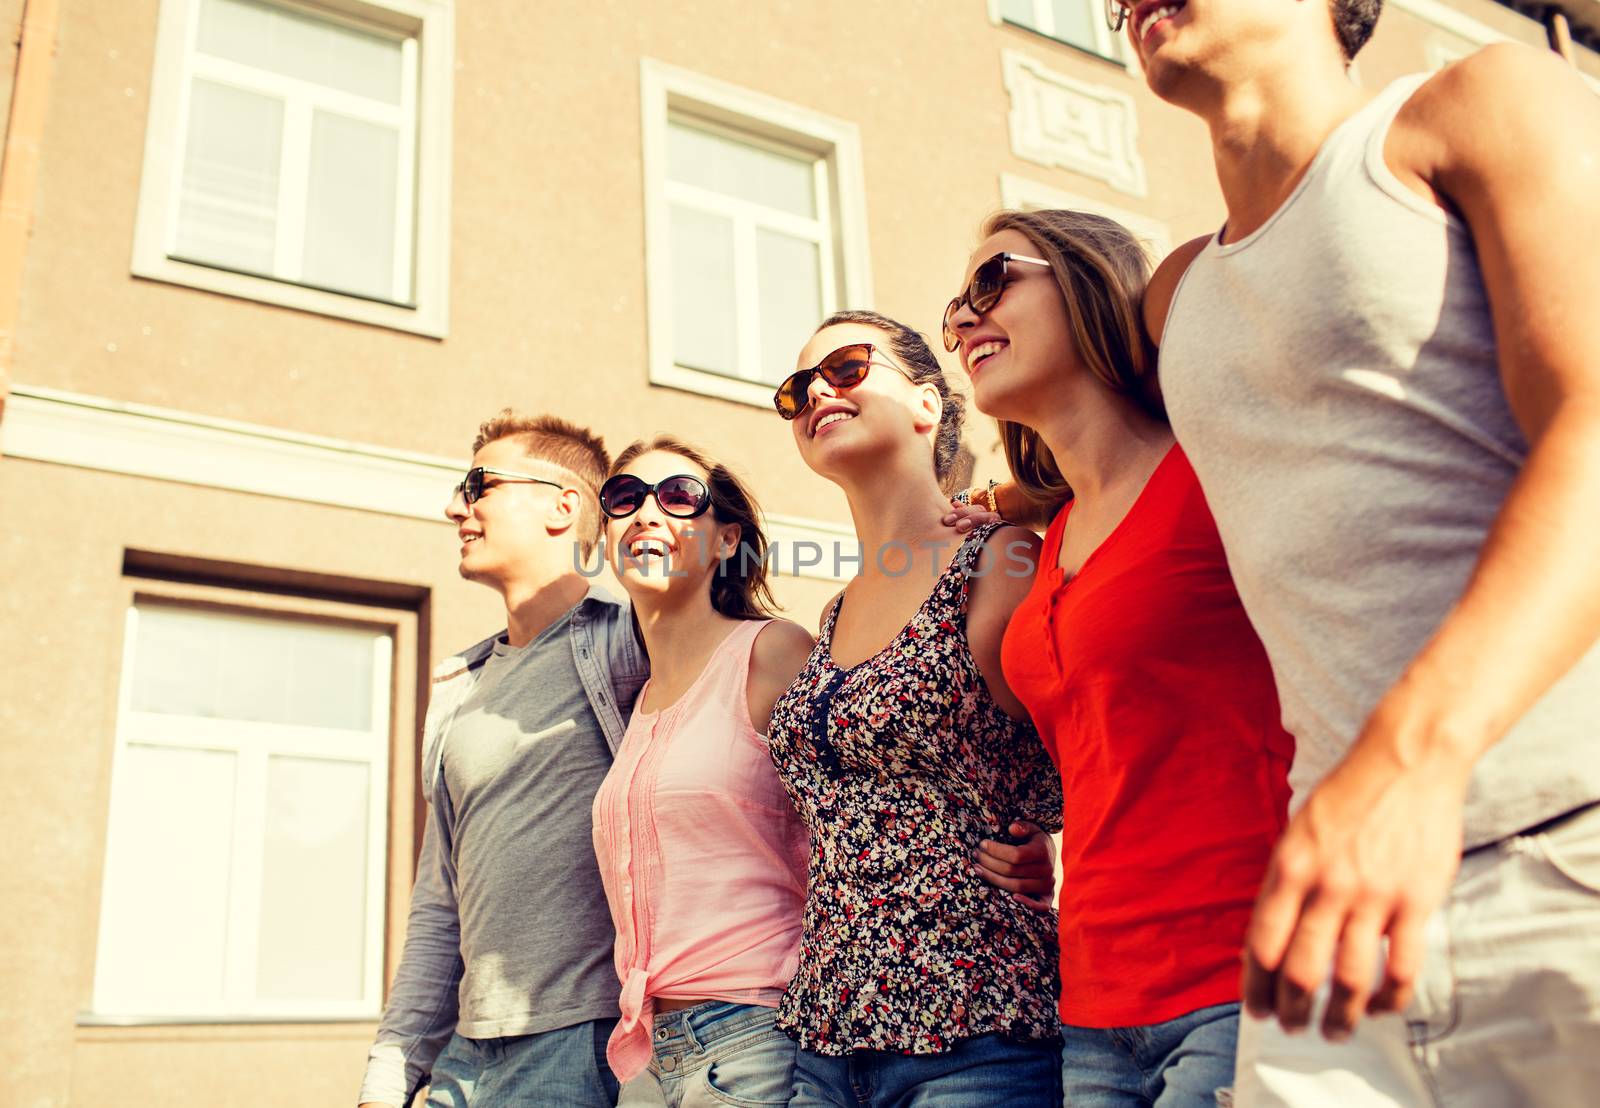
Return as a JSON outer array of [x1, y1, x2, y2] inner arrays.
[[766, 310, 1064, 1107]]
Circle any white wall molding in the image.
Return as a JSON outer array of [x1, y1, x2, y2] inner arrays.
[[998, 173, 1173, 257], [1389, 0, 1600, 91], [1002, 50, 1147, 198], [1, 385, 856, 581]]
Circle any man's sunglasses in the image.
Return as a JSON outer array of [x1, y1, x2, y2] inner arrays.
[[454, 466, 564, 505], [772, 343, 913, 421], [941, 251, 1052, 352], [599, 473, 712, 519], [1105, 0, 1129, 32]]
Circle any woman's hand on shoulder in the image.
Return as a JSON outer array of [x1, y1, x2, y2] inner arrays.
[[966, 525, 1044, 720], [748, 619, 817, 734]]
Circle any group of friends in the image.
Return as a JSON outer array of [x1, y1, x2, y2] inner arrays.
[[356, 0, 1600, 1104]]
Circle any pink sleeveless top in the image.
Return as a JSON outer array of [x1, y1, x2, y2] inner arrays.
[[591, 618, 810, 1081]]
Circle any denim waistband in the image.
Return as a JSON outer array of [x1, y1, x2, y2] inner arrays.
[[649, 1000, 779, 1057]]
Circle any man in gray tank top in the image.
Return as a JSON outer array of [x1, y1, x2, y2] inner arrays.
[[357, 413, 648, 1108], [1113, 0, 1600, 1100]]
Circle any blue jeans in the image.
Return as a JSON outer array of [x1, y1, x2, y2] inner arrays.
[[790, 1033, 1062, 1107], [617, 1001, 798, 1107], [1060, 1002, 1239, 1107], [424, 1018, 621, 1107]]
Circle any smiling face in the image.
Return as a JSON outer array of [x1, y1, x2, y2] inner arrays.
[[444, 436, 580, 592], [947, 230, 1081, 425], [788, 322, 943, 485], [604, 450, 739, 605]]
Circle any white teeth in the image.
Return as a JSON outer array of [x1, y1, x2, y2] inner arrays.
[[969, 341, 1006, 367], [815, 411, 854, 431], [1139, 3, 1181, 39], [629, 539, 670, 558]]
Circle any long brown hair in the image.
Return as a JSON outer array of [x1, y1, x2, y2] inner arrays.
[[980, 209, 1161, 513], [609, 436, 780, 620]]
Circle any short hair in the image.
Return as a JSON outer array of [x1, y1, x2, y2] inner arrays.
[[610, 436, 780, 621], [814, 309, 967, 492], [472, 410, 610, 558], [1332, 0, 1381, 61]]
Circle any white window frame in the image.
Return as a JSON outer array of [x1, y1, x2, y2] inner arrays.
[[999, 173, 1173, 259], [132, 0, 453, 338], [989, 0, 1130, 66], [640, 59, 873, 409], [90, 598, 395, 1022]]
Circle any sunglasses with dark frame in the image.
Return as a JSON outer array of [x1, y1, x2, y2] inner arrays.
[[599, 473, 713, 520], [772, 343, 916, 421], [1105, 0, 1130, 32], [941, 251, 1052, 352], [454, 466, 565, 505]]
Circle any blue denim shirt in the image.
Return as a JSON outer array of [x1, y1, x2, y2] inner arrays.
[[358, 585, 648, 1106]]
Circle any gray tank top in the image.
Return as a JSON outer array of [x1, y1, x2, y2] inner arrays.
[[1160, 75, 1600, 850]]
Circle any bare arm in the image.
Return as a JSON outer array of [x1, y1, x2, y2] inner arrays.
[[747, 618, 817, 733], [1142, 234, 1212, 346], [1243, 44, 1600, 1040]]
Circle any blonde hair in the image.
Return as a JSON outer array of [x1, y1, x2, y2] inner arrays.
[[473, 410, 610, 557], [980, 209, 1161, 513]]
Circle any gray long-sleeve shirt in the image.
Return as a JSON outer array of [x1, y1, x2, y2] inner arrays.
[[358, 588, 647, 1106]]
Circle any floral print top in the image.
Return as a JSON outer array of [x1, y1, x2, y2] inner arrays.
[[766, 523, 1063, 1056]]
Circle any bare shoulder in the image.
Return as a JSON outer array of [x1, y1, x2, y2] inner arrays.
[[751, 617, 816, 680], [969, 524, 1044, 615], [1394, 44, 1598, 184], [747, 618, 816, 733], [1144, 235, 1213, 346]]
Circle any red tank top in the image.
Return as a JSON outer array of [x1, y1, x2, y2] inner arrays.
[[1001, 445, 1293, 1027]]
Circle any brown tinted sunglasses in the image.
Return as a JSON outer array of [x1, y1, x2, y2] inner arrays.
[[941, 251, 1051, 352], [772, 343, 914, 421]]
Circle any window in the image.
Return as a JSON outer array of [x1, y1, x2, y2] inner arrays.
[[91, 599, 394, 1020], [993, 0, 1128, 62], [133, 0, 453, 337], [641, 60, 873, 408]]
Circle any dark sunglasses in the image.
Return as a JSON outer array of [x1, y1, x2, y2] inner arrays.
[[941, 251, 1052, 352], [1105, 0, 1129, 32], [599, 473, 712, 519], [454, 466, 564, 505], [772, 343, 913, 421]]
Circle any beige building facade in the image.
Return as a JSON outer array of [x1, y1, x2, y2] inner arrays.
[[0, 1, 1593, 1104]]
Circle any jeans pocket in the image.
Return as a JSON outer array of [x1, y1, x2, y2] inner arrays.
[[1535, 813, 1600, 895], [699, 1027, 797, 1107]]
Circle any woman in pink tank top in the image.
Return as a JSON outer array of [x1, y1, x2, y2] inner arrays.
[[590, 436, 817, 1107]]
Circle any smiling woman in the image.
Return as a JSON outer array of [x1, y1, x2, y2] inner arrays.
[[590, 436, 817, 1108], [764, 310, 1067, 1107], [946, 208, 1294, 1108]]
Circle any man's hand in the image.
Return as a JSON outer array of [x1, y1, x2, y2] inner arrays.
[[975, 820, 1057, 912], [1241, 693, 1473, 1040]]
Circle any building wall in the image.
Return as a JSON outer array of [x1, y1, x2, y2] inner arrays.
[[0, 1, 1594, 1104]]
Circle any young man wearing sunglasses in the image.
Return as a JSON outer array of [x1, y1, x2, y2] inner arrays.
[[1118, 0, 1600, 1101], [358, 411, 647, 1108]]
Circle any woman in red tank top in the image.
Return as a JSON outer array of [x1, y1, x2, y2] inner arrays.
[[944, 209, 1295, 1108]]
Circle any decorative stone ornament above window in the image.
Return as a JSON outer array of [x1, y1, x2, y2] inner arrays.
[[1002, 50, 1148, 198]]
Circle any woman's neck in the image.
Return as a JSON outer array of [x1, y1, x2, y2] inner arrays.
[[630, 581, 738, 692], [834, 457, 961, 579], [1029, 385, 1173, 507]]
